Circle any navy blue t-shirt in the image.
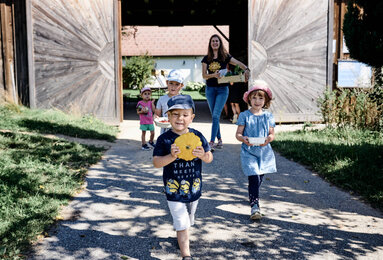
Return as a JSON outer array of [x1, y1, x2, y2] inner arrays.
[[153, 128, 210, 203], [201, 54, 232, 87]]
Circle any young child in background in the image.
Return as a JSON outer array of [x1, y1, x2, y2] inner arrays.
[[227, 64, 243, 124], [153, 95, 213, 260], [137, 86, 156, 150], [235, 82, 277, 220], [155, 69, 184, 135]]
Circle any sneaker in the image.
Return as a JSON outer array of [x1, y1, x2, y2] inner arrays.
[[209, 141, 215, 152], [215, 139, 223, 149], [232, 114, 238, 124], [141, 144, 151, 151], [250, 204, 262, 220], [148, 141, 156, 148]]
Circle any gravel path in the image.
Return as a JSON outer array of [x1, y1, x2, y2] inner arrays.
[[27, 120, 383, 260]]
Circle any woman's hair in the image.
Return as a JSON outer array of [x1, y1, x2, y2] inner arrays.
[[248, 90, 272, 109], [207, 34, 229, 62]]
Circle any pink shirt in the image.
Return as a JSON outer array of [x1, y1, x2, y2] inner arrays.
[[137, 100, 154, 125]]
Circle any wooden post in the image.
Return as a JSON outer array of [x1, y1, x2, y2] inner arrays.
[[0, 5, 4, 103], [0, 2, 17, 104], [327, 0, 334, 89], [332, 0, 350, 89], [25, 0, 35, 108], [116, 0, 123, 122]]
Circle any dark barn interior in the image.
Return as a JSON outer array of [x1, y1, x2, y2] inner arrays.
[[120, 0, 249, 120], [121, 0, 249, 65]]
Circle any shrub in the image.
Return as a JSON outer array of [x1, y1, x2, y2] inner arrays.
[[318, 86, 383, 131], [184, 81, 205, 91], [123, 54, 155, 90]]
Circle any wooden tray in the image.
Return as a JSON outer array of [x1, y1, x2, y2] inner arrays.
[[217, 74, 245, 84]]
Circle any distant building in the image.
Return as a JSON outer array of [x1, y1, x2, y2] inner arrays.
[[121, 26, 229, 87]]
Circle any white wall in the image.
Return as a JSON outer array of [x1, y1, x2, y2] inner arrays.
[[122, 56, 205, 88], [153, 56, 205, 85]]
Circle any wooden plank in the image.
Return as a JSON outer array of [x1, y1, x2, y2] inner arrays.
[[274, 113, 322, 123], [217, 74, 245, 84], [0, 3, 4, 102], [26, 0, 36, 107], [28, 0, 119, 123], [116, 0, 123, 123], [249, 0, 329, 122], [1, 2, 17, 104], [333, 0, 340, 65], [327, 0, 334, 89]]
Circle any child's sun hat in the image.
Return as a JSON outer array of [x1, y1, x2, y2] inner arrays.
[[165, 94, 195, 113], [243, 85, 273, 104], [166, 69, 184, 84], [140, 86, 152, 94]]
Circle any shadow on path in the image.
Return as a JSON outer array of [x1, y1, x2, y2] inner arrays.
[[28, 134, 383, 259]]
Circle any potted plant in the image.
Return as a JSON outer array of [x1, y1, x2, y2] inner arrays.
[[217, 65, 246, 84]]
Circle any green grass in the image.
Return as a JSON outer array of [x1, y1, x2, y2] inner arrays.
[[0, 132, 105, 259], [273, 127, 383, 211], [0, 104, 117, 259], [123, 88, 206, 101], [0, 104, 119, 142], [179, 89, 206, 100]]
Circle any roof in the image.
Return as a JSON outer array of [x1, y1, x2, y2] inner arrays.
[[121, 26, 229, 56]]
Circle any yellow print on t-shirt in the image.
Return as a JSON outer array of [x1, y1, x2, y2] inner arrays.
[[180, 180, 190, 195], [166, 179, 179, 194], [209, 61, 221, 72]]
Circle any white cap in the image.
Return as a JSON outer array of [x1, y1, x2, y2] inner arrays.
[[166, 69, 184, 84]]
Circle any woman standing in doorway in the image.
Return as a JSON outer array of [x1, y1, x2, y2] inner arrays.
[[201, 34, 250, 150]]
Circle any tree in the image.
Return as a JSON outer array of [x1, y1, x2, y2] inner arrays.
[[342, 0, 383, 68], [123, 54, 155, 90]]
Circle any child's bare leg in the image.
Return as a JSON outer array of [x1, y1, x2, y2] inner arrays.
[[149, 130, 155, 143], [141, 131, 146, 145], [234, 103, 241, 115], [177, 229, 191, 257], [230, 103, 236, 115], [231, 102, 240, 115]]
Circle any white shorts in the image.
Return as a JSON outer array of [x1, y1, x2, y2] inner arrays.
[[167, 200, 199, 231]]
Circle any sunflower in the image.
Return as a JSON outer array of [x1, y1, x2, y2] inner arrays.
[[174, 132, 202, 161]]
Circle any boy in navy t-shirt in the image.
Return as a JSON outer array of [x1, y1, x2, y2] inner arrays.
[[153, 95, 213, 260]]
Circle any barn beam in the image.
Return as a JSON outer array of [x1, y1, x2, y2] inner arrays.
[[0, 1, 17, 104]]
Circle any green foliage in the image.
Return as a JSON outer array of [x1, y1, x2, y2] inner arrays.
[[123, 54, 155, 90], [0, 132, 104, 259], [302, 121, 313, 131], [183, 81, 205, 91], [225, 65, 244, 76], [317, 86, 383, 131], [273, 127, 383, 211], [342, 0, 383, 68], [123, 88, 206, 101]]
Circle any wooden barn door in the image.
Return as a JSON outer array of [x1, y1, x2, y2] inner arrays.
[[248, 0, 331, 122], [26, 0, 122, 124]]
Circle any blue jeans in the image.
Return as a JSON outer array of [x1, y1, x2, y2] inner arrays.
[[205, 86, 229, 142]]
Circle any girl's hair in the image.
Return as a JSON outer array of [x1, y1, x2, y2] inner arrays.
[[207, 34, 229, 62], [248, 90, 272, 109]]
